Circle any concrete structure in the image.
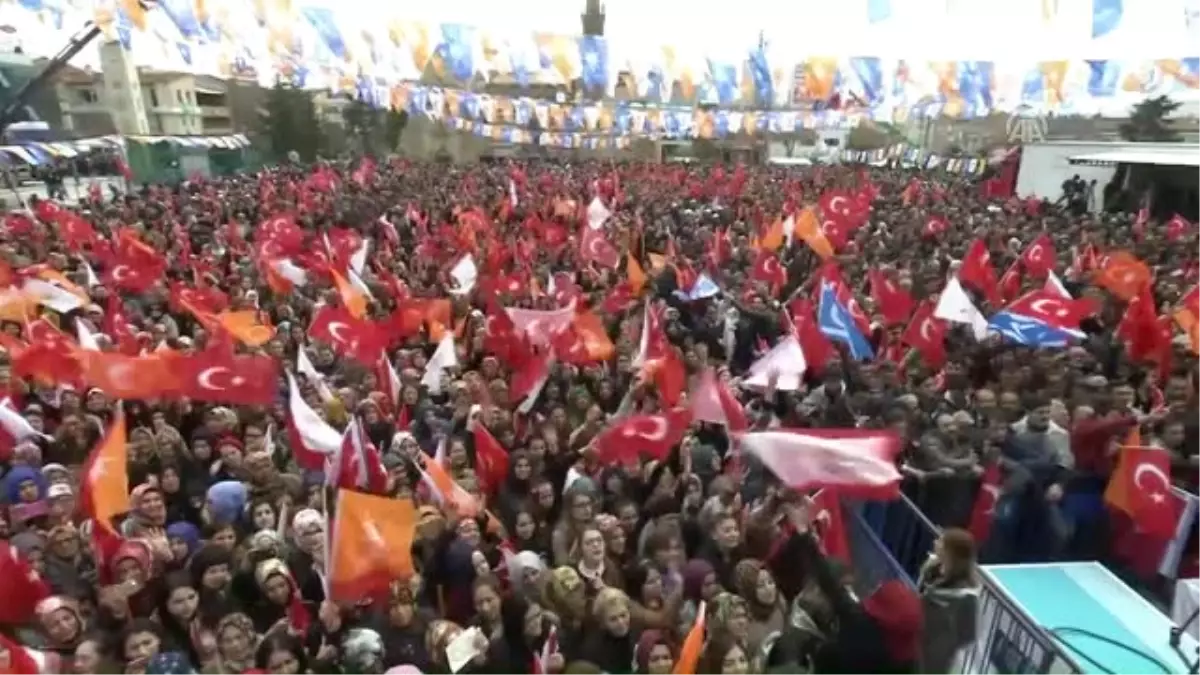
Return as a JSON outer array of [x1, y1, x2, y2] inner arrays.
[[56, 50, 235, 137], [96, 40, 149, 135], [582, 0, 605, 37]]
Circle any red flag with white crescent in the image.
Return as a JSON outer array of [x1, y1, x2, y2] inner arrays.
[[968, 463, 1002, 543]]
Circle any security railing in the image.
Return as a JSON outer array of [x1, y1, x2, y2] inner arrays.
[[843, 495, 1084, 674]]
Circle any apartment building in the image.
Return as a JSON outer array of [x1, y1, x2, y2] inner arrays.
[[56, 64, 235, 137]]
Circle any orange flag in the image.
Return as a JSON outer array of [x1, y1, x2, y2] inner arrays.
[[1103, 426, 1143, 514], [627, 253, 647, 295], [572, 310, 615, 361], [79, 351, 181, 399], [760, 217, 785, 251], [217, 310, 276, 347], [797, 207, 834, 260], [79, 410, 128, 534], [120, 0, 147, 29], [673, 600, 706, 674], [1093, 251, 1151, 301], [1174, 307, 1199, 354], [330, 268, 368, 319], [419, 452, 479, 518], [328, 490, 417, 603]]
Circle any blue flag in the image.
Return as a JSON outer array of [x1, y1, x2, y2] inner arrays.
[[988, 311, 1077, 348], [818, 283, 874, 361]]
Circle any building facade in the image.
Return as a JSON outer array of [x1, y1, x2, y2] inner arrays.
[[55, 44, 235, 138]]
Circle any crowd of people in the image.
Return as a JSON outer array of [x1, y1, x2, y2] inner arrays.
[[0, 153, 1194, 675]]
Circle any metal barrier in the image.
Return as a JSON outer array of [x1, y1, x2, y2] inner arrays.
[[858, 494, 941, 581], [959, 578, 1083, 674], [846, 495, 1084, 674], [843, 498, 916, 593]]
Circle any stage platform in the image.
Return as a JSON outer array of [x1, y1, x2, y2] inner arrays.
[[979, 562, 1198, 674]]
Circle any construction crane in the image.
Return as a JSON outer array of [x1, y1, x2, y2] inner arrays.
[[0, 1, 154, 134]]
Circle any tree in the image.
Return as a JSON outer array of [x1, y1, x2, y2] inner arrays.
[[259, 79, 323, 163], [383, 109, 408, 154], [1119, 96, 1182, 142], [342, 94, 378, 152]]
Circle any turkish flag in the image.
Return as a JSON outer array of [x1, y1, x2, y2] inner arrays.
[[789, 298, 837, 370], [1121, 446, 1177, 539], [284, 371, 342, 471], [1019, 234, 1057, 278], [0, 541, 51, 625], [900, 301, 947, 369], [179, 351, 279, 405], [922, 214, 950, 238], [868, 269, 914, 326], [738, 428, 903, 500], [579, 226, 620, 269], [1005, 289, 1098, 333], [689, 367, 749, 432], [1117, 284, 1170, 363], [751, 250, 787, 291], [327, 489, 417, 604], [472, 422, 510, 498], [1166, 214, 1193, 242], [592, 408, 693, 466], [0, 632, 57, 674], [958, 239, 999, 306], [309, 304, 383, 364], [811, 488, 850, 562], [968, 463, 1002, 543], [328, 419, 388, 495]]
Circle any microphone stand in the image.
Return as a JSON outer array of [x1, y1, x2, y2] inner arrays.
[[1170, 607, 1199, 674]]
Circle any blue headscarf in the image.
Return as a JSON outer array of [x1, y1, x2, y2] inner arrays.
[[204, 481, 247, 526], [3, 466, 47, 504], [166, 521, 202, 559]]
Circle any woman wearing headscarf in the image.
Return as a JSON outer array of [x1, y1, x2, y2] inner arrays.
[[42, 523, 92, 598], [101, 539, 161, 623], [676, 558, 718, 636], [35, 596, 86, 657], [286, 509, 327, 606], [165, 521, 202, 571], [375, 581, 431, 671], [250, 558, 314, 636], [190, 543, 239, 621], [212, 612, 258, 673], [203, 481, 247, 529], [733, 559, 786, 657], [494, 450, 534, 526], [633, 630, 676, 675]]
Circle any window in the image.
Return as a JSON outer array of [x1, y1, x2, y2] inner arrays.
[[75, 88, 98, 104], [149, 87, 159, 107], [176, 89, 184, 104]]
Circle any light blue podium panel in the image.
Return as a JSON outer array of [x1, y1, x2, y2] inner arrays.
[[969, 562, 1199, 675]]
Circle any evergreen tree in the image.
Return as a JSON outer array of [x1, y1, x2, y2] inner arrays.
[[383, 109, 409, 153], [1119, 96, 1182, 142], [259, 79, 324, 162]]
